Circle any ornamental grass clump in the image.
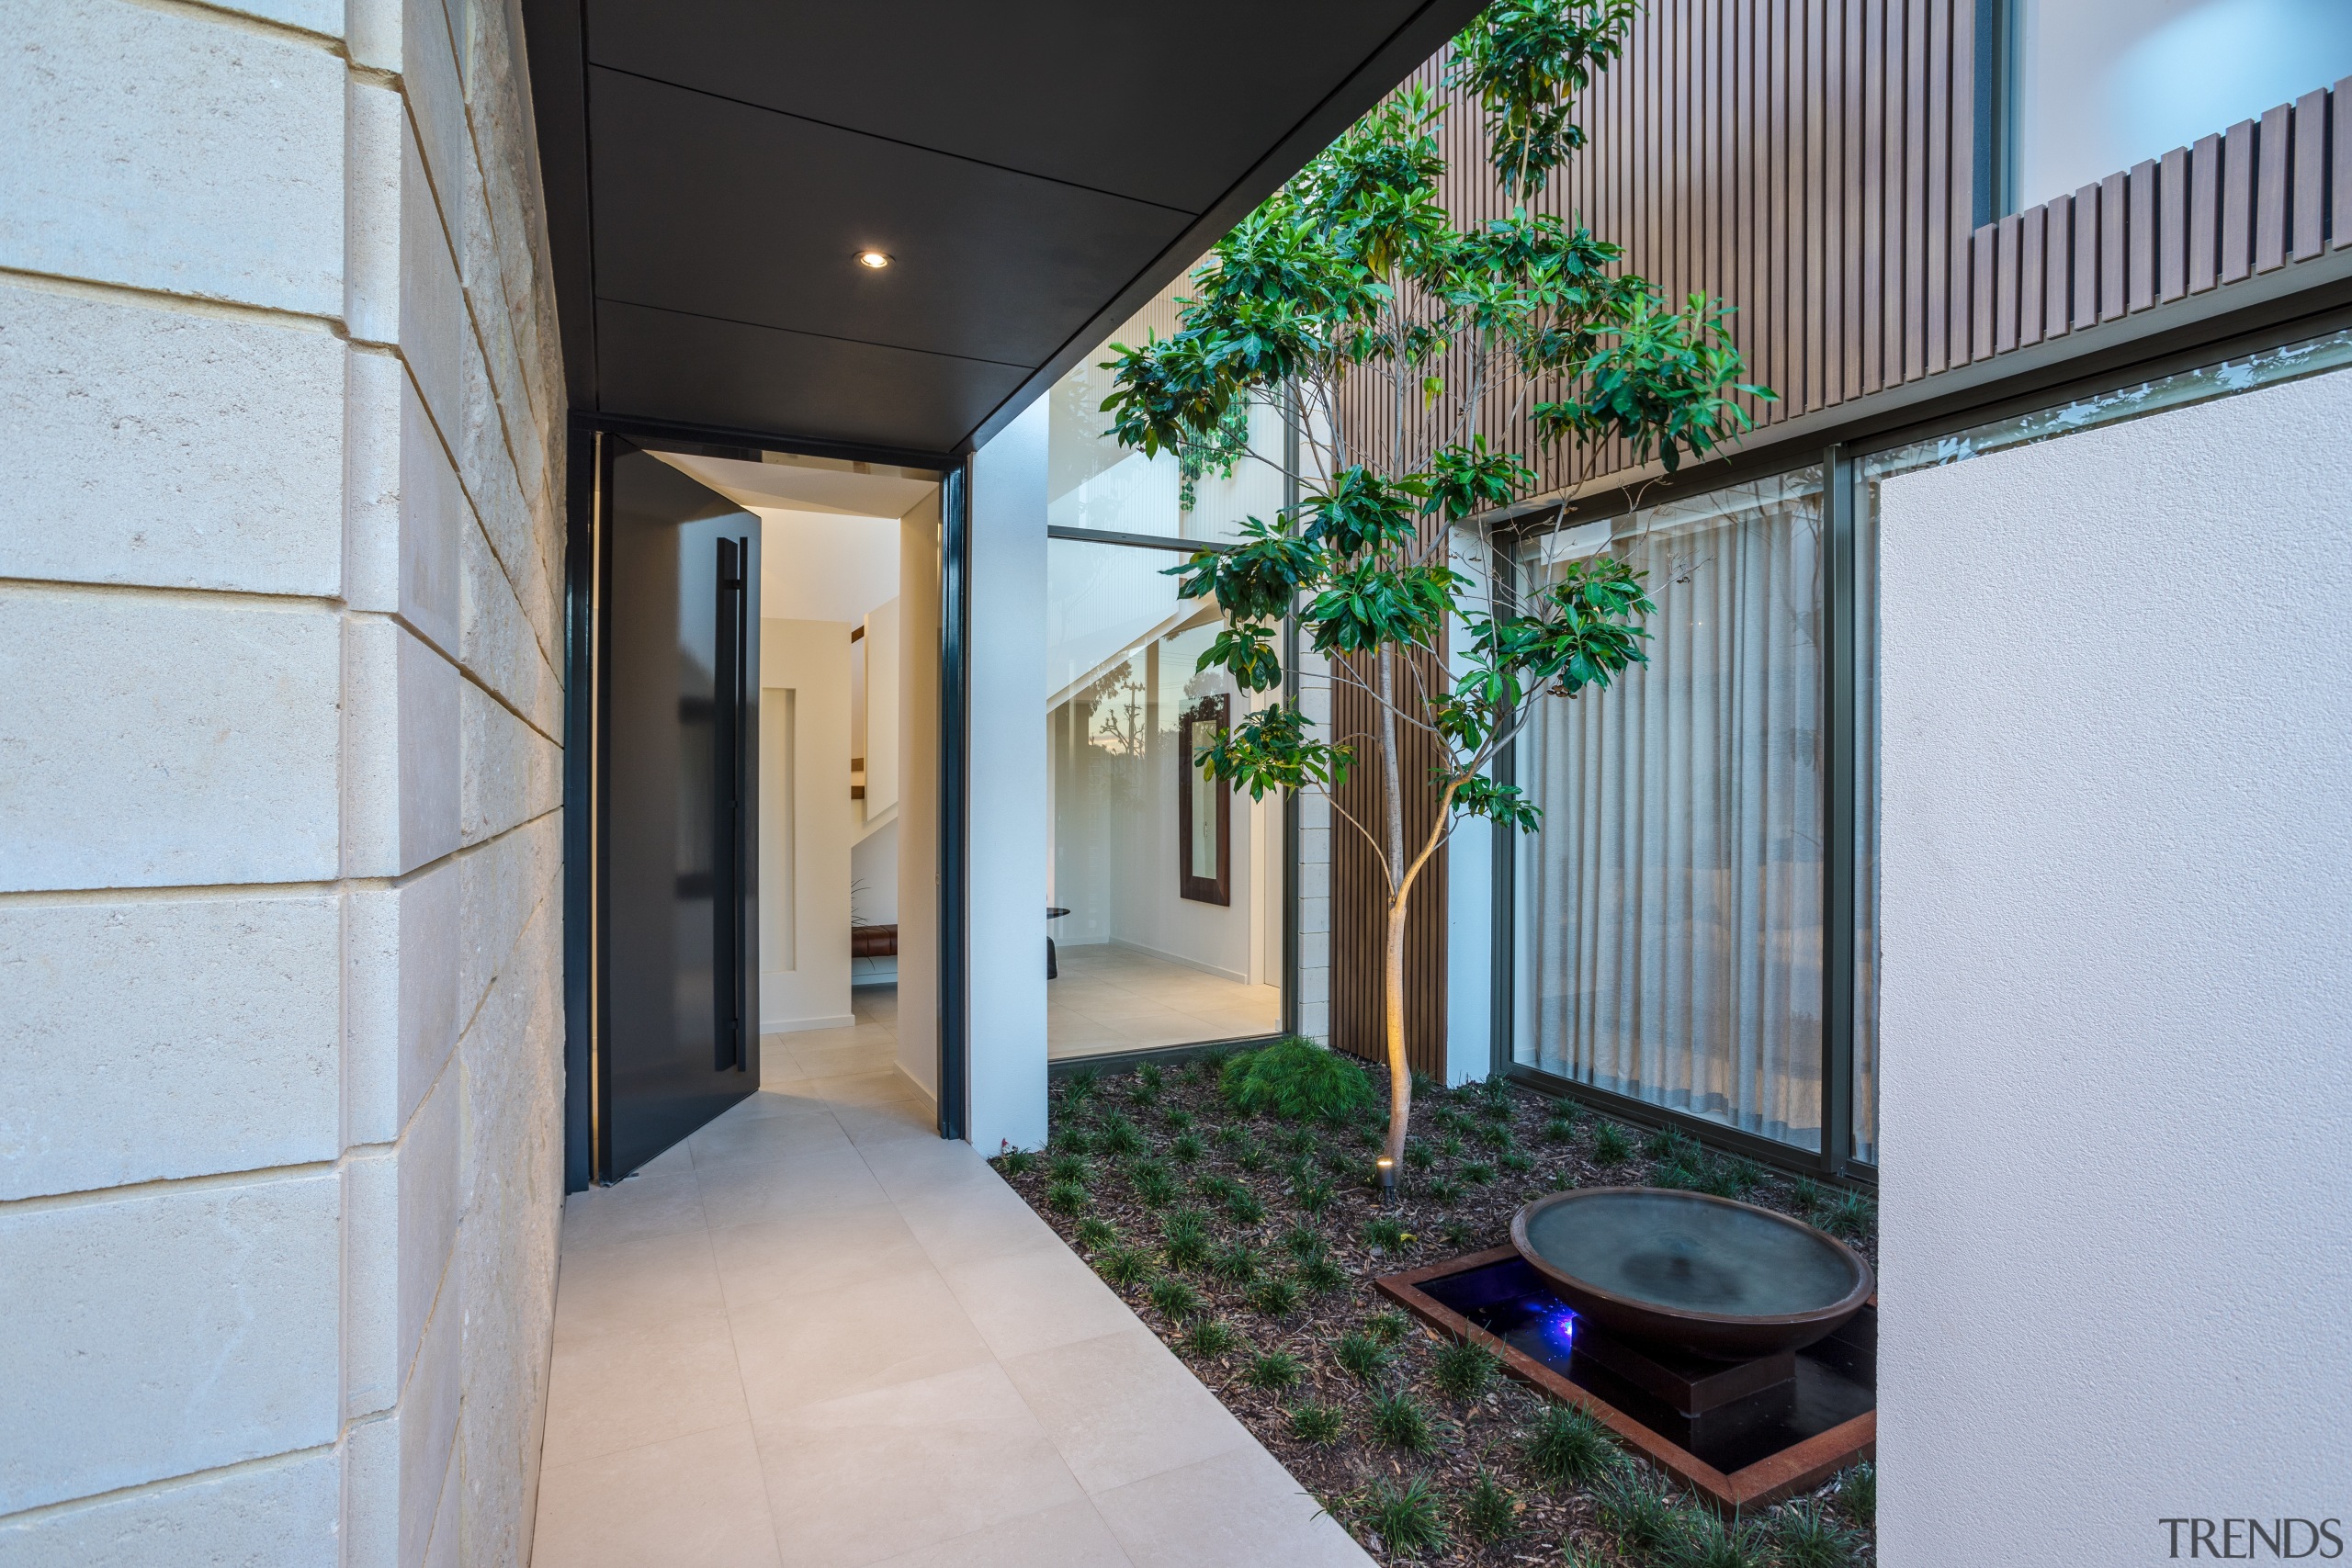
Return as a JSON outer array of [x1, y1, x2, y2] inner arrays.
[[1299, 1256, 1350, 1296], [1770, 1499, 1862, 1568], [1289, 1402, 1345, 1444], [1335, 1330, 1394, 1383], [1219, 1036, 1379, 1122], [1837, 1461, 1875, 1523], [1591, 1122, 1634, 1165], [1182, 1317, 1239, 1358], [1668, 1509, 1770, 1568], [1249, 1274, 1303, 1318], [1223, 1186, 1267, 1225], [1148, 1276, 1204, 1322], [1161, 1210, 1211, 1270], [1096, 1246, 1152, 1288], [1046, 1180, 1088, 1214], [1247, 1348, 1305, 1390], [1098, 1114, 1146, 1158], [1362, 1477, 1449, 1558], [1543, 1113, 1579, 1144], [1430, 1337, 1502, 1400], [1594, 1469, 1679, 1555], [1207, 1241, 1263, 1285], [1170, 1131, 1204, 1165], [1826, 1189, 1876, 1240], [1525, 1402, 1619, 1487], [1462, 1470, 1521, 1543], [1047, 1152, 1091, 1186], [1366, 1308, 1410, 1343], [1368, 1389, 1437, 1452], [1073, 1216, 1115, 1249]]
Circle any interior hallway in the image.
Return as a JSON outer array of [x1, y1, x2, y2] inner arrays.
[[531, 988, 1365, 1567], [1047, 945, 1283, 1061]]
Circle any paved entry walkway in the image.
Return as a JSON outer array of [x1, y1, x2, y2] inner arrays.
[[530, 997, 1370, 1568]]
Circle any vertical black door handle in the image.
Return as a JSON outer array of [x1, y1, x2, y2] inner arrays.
[[716, 536, 746, 1072]]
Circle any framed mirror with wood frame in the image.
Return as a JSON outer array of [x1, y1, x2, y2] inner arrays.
[[1177, 694, 1230, 905]]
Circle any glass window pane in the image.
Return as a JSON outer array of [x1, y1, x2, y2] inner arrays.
[[1046, 273, 1284, 547], [1512, 470, 1827, 1151], [2011, 0, 2352, 211], [1046, 538, 1283, 1058]]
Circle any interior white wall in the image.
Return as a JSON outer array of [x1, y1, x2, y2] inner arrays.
[[896, 492, 943, 1099], [852, 818, 899, 986], [865, 597, 901, 817], [754, 507, 900, 623], [2012, 0, 2352, 210], [1876, 367, 2352, 1563], [967, 398, 1051, 1153], [759, 619, 854, 1034]]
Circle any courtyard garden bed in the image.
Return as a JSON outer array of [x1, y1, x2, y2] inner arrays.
[[993, 1045, 1877, 1567]]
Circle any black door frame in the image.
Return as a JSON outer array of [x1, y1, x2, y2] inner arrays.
[[562, 413, 970, 1190]]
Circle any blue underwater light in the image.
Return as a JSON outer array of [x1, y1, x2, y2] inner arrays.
[[1541, 1302, 1579, 1353]]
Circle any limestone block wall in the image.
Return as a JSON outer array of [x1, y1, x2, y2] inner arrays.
[[0, 0, 567, 1562]]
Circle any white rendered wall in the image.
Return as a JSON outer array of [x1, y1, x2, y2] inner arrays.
[[1877, 367, 2352, 1564], [967, 399, 1051, 1154], [759, 619, 854, 1034], [0, 1, 566, 1562]]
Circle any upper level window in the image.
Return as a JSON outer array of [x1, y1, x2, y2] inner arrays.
[[2001, 0, 2352, 214]]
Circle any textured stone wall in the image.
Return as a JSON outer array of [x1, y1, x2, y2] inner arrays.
[[0, 0, 567, 1562]]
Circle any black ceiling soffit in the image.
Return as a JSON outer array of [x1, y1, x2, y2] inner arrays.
[[521, 0, 1487, 462]]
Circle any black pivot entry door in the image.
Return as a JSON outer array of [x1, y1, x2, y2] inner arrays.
[[602, 441, 760, 1177]]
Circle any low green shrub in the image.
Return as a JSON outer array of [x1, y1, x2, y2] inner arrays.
[[1543, 1114, 1579, 1144], [1220, 1037, 1378, 1122], [1223, 1187, 1266, 1225], [1591, 1122, 1634, 1165], [1129, 1161, 1176, 1209], [1073, 1216, 1115, 1248], [1500, 1148, 1534, 1174], [1047, 1152, 1091, 1185], [1461, 1161, 1497, 1186], [1170, 1131, 1204, 1165], [1046, 1180, 1088, 1213]]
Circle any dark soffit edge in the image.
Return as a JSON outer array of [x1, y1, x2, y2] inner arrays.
[[954, 0, 1488, 457], [521, 0, 1489, 457], [521, 0, 597, 412]]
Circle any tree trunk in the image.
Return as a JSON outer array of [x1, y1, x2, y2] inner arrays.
[[1377, 646, 1410, 1179]]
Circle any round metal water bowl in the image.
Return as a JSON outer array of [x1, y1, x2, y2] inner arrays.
[[1510, 1187, 1874, 1359]]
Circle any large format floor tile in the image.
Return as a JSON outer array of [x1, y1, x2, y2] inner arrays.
[[1047, 945, 1283, 1061], [533, 986, 1367, 1568]]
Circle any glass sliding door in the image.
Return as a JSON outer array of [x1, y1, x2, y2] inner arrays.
[[1512, 469, 1828, 1151], [1044, 536, 1284, 1059]]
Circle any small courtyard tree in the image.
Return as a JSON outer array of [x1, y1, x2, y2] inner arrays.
[[1099, 0, 1770, 1179]]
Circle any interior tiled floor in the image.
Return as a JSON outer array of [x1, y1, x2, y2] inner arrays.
[[1047, 945, 1283, 1061], [533, 987, 1365, 1568]]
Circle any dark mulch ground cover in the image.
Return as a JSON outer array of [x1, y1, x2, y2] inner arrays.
[[994, 1051, 1878, 1567]]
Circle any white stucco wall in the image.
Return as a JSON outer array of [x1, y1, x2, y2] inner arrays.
[[1877, 367, 2352, 1565], [967, 399, 1052, 1154], [0, 0, 567, 1562]]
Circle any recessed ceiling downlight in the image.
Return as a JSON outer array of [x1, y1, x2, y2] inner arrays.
[[856, 250, 892, 269]]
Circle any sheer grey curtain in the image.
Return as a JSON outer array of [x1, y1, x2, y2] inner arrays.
[[1513, 471, 1826, 1150]]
